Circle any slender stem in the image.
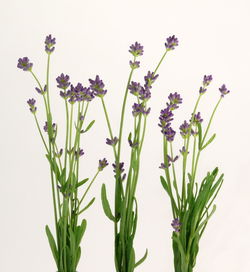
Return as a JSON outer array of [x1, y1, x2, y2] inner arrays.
[[154, 50, 167, 75], [34, 114, 49, 153], [64, 100, 69, 170], [46, 54, 51, 113]]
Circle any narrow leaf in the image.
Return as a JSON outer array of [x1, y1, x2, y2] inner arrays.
[[198, 123, 202, 150], [78, 197, 95, 215], [101, 184, 116, 221], [45, 225, 58, 266], [84, 120, 95, 132], [76, 178, 89, 188], [201, 133, 216, 150], [134, 249, 148, 268]]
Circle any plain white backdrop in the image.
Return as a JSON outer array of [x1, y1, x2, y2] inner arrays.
[[1, 0, 250, 271]]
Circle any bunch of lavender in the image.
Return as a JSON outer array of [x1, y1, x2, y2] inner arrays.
[[91, 36, 178, 272], [159, 76, 230, 272], [18, 35, 108, 272]]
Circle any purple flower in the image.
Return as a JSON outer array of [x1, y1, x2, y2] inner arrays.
[[129, 60, 140, 69], [75, 148, 84, 158], [159, 107, 174, 128], [203, 75, 213, 87], [199, 75, 213, 94], [74, 83, 95, 102], [112, 162, 125, 174], [219, 84, 230, 97], [165, 35, 179, 51], [167, 92, 182, 109], [144, 71, 159, 88], [179, 146, 189, 156], [89, 75, 107, 97], [45, 34, 56, 53], [139, 86, 151, 101], [17, 57, 33, 71], [106, 137, 119, 146], [27, 98, 37, 113], [55, 148, 63, 158], [191, 112, 203, 125], [43, 121, 56, 133], [56, 73, 70, 90], [132, 103, 151, 116], [98, 158, 109, 171], [171, 218, 181, 232], [129, 42, 144, 57], [128, 139, 139, 148], [179, 120, 190, 138], [35, 85, 47, 95], [167, 155, 179, 163], [60, 90, 71, 99], [163, 127, 176, 142], [159, 163, 169, 169], [128, 81, 142, 96]]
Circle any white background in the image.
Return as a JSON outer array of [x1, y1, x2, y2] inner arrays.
[[1, 0, 250, 271]]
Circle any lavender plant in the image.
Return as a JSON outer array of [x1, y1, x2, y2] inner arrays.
[[92, 36, 178, 272], [18, 35, 108, 272], [159, 77, 230, 272]]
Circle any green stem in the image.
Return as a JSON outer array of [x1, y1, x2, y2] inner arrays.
[[34, 114, 49, 153]]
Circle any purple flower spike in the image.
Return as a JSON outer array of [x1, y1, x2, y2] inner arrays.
[[45, 34, 56, 53], [106, 137, 119, 146], [191, 112, 203, 124], [89, 75, 107, 97], [171, 218, 181, 232], [219, 84, 230, 97], [129, 42, 144, 57], [144, 71, 159, 88], [75, 148, 84, 158], [167, 92, 182, 110], [129, 60, 140, 69], [43, 121, 56, 133], [159, 163, 170, 169], [128, 81, 142, 96], [112, 162, 125, 175], [56, 73, 71, 90], [179, 120, 190, 138], [27, 98, 37, 113], [165, 35, 179, 51], [17, 57, 33, 71], [132, 103, 151, 116], [159, 107, 174, 129], [199, 87, 207, 94], [35, 85, 47, 95], [179, 146, 189, 156], [167, 155, 179, 163], [98, 158, 109, 171], [203, 75, 213, 87], [163, 127, 176, 142], [139, 86, 151, 101]]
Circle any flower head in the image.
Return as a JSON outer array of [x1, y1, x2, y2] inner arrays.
[[98, 158, 109, 171], [139, 86, 151, 101], [56, 73, 71, 90], [179, 120, 190, 138], [167, 155, 179, 163], [191, 112, 203, 125], [43, 121, 56, 133], [165, 35, 179, 51], [203, 75, 213, 86], [159, 107, 174, 129], [171, 218, 181, 232], [17, 57, 33, 71], [35, 85, 47, 95], [144, 71, 159, 88], [129, 42, 144, 57], [163, 127, 176, 142], [45, 34, 56, 53], [89, 75, 107, 97], [129, 60, 140, 69], [179, 146, 189, 156], [167, 92, 182, 110], [132, 103, 151, 116], [75, 148, 84, 158], [128, 81, 142, 96], [159, 163, 169, 169], [27, 98, 37, 113], [106, 137, 119, 146], [219, 84, 230, 97]]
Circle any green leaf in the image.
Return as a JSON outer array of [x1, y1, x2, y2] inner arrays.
[[201, 133, 216, 150], [128, 247, 135, 272], [84, 120, 95, 132], [45, 225, 58, 266], [101, 184, 116, 222], [134, 249, 148, 268], [160, 176, 169, 194], [198, 123, 202, 150], [76, 247, 81, 266], [76, 178, 89, 188], [75, 219, 87, 248], [78, 197, 95, 215]]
